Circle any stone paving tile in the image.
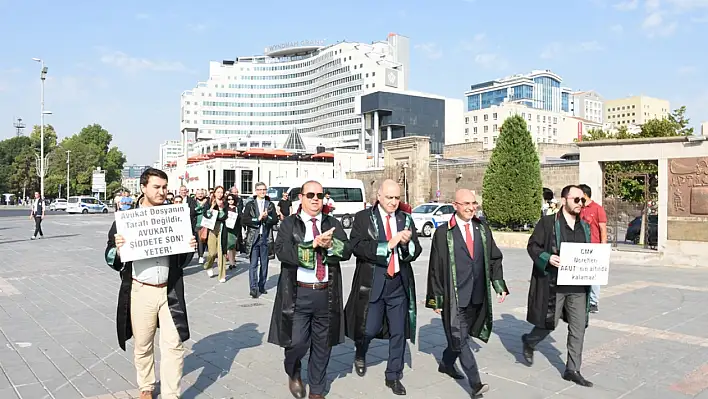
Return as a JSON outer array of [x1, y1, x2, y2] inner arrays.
[[2, 213, 708, 398]]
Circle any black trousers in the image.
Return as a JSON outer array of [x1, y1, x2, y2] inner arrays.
[[284, 286, 331, 395], [33, 216, 44, 237], [441, 304, 483, 385], [357, 274, 407, 381]]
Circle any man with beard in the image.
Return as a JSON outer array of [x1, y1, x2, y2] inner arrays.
[[104, 168, 197, 399], [345, 179, 422, 395], [268, 180, 351, 399], [426, 189, 509, 397], [522, 184, 594, 387]]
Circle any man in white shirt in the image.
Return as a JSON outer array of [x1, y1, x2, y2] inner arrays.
[[322, 192, 336, 215], [268, 180, 351, 399], [104, 168, 197, 399], [345, 179, 422, 395]]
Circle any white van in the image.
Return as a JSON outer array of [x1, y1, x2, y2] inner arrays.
[[66, 196, 109, 214], [268, 179, 366, 229]]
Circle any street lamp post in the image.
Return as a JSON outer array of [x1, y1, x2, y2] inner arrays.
[[32, 58, 48, 200], [435, 154, 442, 201], [66, 150, 71, 199]]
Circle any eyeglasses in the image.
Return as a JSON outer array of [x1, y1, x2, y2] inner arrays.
[[228, 198, 235, 202], [567, 197, 586, 204], [304, 192, 324, 199], [454, 201, 478, 207]]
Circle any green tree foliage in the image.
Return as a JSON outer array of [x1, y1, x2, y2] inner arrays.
[[0, 123, 127, 199], [482, 115, 543, 228]]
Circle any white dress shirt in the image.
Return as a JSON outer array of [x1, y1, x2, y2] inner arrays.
[[132, 256, 170, 285], [455, 215, 476, 247], [257, 199, 265, 234], [297, 211, 328, 283], [378, 205, 400, 274]]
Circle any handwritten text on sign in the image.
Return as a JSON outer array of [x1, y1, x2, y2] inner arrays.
[[557, 243, 611, 286], [115, 204, 193, 262]]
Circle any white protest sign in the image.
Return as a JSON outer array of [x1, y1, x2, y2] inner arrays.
[[200, 213, 217, 230], [225, 211, 237, 229], [115, 204, 193, 262], [557, 242, 611, 286]]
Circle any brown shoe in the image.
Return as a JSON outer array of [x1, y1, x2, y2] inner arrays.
[[309, 395, 326, 399], [288, 376, 306, 398], [139, 391, 153, 399]]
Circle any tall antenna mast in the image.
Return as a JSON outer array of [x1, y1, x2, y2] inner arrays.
[[13, 117, 26, 137]]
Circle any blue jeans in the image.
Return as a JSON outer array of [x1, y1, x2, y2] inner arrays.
[[249, 233, 269, 291], [589, 285, 600, 305]]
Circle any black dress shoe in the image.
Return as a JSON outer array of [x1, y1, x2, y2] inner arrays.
[[471, 382, 490, 396], [521, 334, 534, 366], [385, 379, 406, 395], [259, 287, 268, 294], [354, 357, 366, 377], [438, 363, 465, 380], [250, 289, 258, 298], [589, 304, 599, 313], [288, 376, 306, 398], [563, 370, 593, 387]]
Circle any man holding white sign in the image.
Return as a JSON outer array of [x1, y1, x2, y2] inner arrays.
[[522, 185, 595, 388], [104, 168, 197, 399]]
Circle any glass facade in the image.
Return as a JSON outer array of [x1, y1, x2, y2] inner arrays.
[[561, 92, 569, 112], [361, 92, 445, 154], [481, 89, 507, 109], [467, 94, 481, 111], [510, 84, 533, 102], [533, 76, 560, 111]]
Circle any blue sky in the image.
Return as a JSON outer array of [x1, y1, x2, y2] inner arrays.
[[0, 0, 706, 164]]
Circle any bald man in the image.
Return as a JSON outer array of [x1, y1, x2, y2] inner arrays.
[[426, 189, 509, 396], [345, 179, 422, 395]]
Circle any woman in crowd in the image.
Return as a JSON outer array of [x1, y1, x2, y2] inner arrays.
[[224, 193, 240, 270], [203, 186, 228, 283]]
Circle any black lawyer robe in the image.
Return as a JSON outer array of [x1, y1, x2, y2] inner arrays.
[[425, 215, 509, 350], [105, 214, 192, 351], [268, 213, 352, 347], [526, 212, 591, 331], [344, 204, 422, 344]]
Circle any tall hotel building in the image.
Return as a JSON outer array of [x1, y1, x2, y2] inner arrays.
[[179, 34, 410, 156]]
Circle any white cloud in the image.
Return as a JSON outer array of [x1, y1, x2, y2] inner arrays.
[[135, 13, 149, 20], [540, 41, 605, 59], [414, 42, 443, 60], [579, 41, 605, 51], [645, 0, 661, 10], [677, 65, 698, 74], [691, 15, 708, 22], [460, 33, 487, 52], [610, 24, 625, 33], [474, 53, 509, 70], [665, 0, 708, 10], [613, 0, 639, 10], [99, 50, 190, 73], [643, 11, 678, 36], [187, 23, 207, 32], [540, 42, 564, 59]]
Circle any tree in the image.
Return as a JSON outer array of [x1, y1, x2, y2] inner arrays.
[[482, 115, 543, 228], [0, 136, 32, 194], [29, 124, 58, 154], [667, 105, 693, 136]]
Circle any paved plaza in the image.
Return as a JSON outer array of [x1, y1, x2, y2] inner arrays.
[[1, 213, 708, 398]]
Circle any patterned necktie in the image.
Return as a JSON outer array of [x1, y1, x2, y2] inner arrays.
[[312, 218, 325, 281], [465, 223, 474, 258], [385, 215, 395, 276]]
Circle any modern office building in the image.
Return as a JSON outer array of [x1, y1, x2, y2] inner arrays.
[[604, 95, 670, 128], [462, 102, 601, 149], [121, 164, 150, 179], [356, 89, 463, 160], [568, 90, 604, 124], [179, 33, 410, 156], [464, 70, 573, 114], [701, 121, 708, 136], [159, 140, 182, 169]]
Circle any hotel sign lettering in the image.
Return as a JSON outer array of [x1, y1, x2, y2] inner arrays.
[[264, 40, 325, 54]]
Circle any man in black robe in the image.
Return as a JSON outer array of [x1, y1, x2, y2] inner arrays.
[[522, 184, 594, 387], [104, 168, 196, 399], [268, 180, 351, 399], [426, 189, 509, 397], [345, 179, 422, 396]]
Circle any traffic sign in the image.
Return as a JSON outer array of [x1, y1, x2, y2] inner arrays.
[[92, 169, 106, 193]]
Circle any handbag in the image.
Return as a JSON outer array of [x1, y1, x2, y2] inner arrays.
[[199, 226, 209, 243]]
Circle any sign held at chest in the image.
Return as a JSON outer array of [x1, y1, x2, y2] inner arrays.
[[115, 204, 193, 262], [557, 242, 611, 286]]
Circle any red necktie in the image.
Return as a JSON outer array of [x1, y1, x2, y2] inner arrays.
[[312, 218, 325, 281], [385, 215, 395, 276], [465, 223, 474, 258]]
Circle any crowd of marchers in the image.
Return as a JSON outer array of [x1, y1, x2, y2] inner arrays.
[[104, 167, 606, 399]]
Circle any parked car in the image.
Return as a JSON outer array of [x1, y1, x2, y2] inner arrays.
[[49, 198, 68, 211], [625, 215, 658, 246], [410, 203, 455, 237], [66, 196, 109, 214]]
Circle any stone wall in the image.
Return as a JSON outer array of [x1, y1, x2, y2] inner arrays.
[[347, 136, 580, 206]]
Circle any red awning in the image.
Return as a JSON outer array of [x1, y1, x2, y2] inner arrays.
[[311, 152, 334, 159], [212, 149, 240, 157], [241, 148, 293, 157]]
